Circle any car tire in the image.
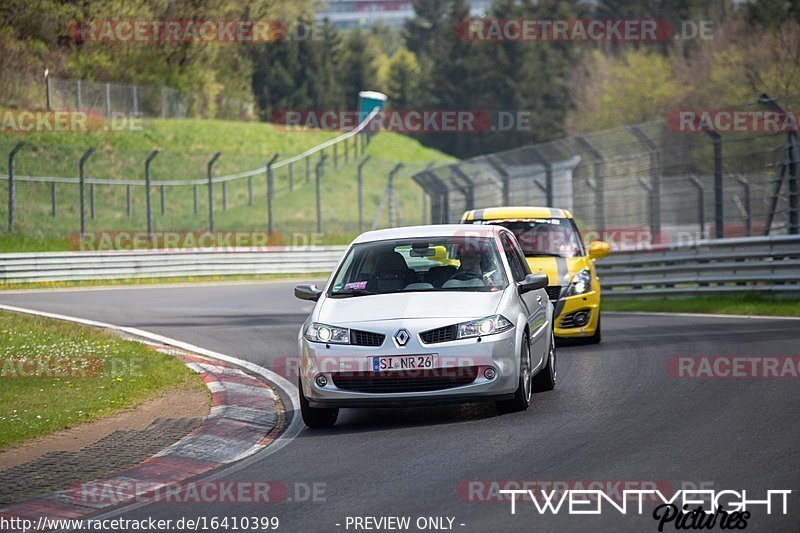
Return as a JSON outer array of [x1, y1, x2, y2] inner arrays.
[[496, 333, 532, 414], [299, 377, 338, 428], [584, 314, 602, 344], [532, 330, 557, 392]]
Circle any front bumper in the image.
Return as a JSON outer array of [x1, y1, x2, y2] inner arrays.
[[299, 319, 519, 408], [553, 290, 600, 338]]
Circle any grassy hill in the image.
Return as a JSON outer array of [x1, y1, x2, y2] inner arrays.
[[0, 118, 454, 251]]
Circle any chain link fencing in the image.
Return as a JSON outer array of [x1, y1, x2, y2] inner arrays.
[[414, 95, 800, 249], [46, 76, 254, 120], [0, 109, 440, 248]]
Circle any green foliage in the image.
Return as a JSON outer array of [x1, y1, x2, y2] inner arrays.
[[0, 310, 205, 449], [605, 294, 800, 317], [380, 47, 421, 108]]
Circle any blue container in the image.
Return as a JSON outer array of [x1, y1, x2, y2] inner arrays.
[[358, 91, 387, 128]]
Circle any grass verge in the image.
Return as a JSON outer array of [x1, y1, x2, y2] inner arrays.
[[0, 310, 207, 449], [604, 294, 800, 317], [0, 272, 329, 291]]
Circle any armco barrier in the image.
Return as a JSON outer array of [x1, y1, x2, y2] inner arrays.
[[597, 234, 800, 297], [0, 247, 347, 283], [1, 236, 799, 297]]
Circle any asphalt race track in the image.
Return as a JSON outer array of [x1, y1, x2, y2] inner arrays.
[[1, 282, 799, 532]]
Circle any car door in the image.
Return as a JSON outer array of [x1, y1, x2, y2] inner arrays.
[[500, 232, 548, 367]]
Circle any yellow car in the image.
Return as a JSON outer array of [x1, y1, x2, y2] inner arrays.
[[461, 206, 610, 343]]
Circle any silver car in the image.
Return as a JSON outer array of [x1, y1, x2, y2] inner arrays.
[[294, 224, 556, 427]]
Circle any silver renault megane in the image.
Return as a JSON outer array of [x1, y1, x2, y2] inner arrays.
[[294, 224, 556, 427]]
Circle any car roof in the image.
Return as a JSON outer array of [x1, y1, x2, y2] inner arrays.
[[461, 206, 573, 221], [352, 224, 504, 244]]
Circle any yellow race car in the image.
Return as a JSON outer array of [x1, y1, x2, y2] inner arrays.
[[461, 206, 610, 343]]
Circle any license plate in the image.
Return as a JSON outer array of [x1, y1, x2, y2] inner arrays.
[[371, 354, 437, 372]]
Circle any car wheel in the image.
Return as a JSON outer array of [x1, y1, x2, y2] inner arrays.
[[533, 330, 557, 392], [496, 333, 532, 414], [299, 377, 338, 428], [584, 314, 602, 344]]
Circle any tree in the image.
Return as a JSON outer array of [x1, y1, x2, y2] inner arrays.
[[381, 47, 421, 108], [338, 29, 379, 110]]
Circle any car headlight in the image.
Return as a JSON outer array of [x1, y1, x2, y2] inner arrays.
[[457, 315, 514, 339], [566, 268, 592, 296], [304, 323, 350, 344]]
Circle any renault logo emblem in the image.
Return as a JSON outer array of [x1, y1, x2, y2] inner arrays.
[[394, 329, 410, 346]]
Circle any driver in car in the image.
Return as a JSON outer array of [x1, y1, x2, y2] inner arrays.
[[447, 248, 499, 286]]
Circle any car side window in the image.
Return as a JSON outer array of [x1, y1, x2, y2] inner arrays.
[[508, 234, 531, 277], [501, 234, 527, 282]]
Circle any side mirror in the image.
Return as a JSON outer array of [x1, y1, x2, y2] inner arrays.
[[294, 284, 322, 302], [588, 241, 611, 260], [517, 273, 548, 295]]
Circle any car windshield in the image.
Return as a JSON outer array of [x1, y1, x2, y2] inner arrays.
[[328, 237, 508, 297], [470, 218, 584, 258]]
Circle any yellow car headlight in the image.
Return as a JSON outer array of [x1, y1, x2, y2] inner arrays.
[[566, 268, 592, 296]]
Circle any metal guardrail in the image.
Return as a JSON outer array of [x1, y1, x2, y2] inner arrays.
[[597, 235, 800, 297], [0, 247, 346, 283], [1, 236, 798, 297]]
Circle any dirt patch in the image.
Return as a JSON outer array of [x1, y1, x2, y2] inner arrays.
[[0, 387, 209, 471]]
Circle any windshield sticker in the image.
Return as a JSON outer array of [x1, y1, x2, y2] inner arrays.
[[344, 281, 368, 291], [482, 218, 560, 225], [332, 282, 345, 292]]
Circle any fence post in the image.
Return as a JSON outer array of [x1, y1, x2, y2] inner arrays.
[[636, 177, 654, 233], [315, 154, 327, 233], [630, 126, 661, 239], [248, 175, 253, 206], [90, 183, 95, 219], [160, 185, 166, 215], [736, 176, 752, 236], [126, 184, 131, 217], [357, 156, 371, 232], [193, 185, 199, 215], [267, 154, 279, 234], [688, 176, 706, 238], [288, 162, 294, 192], [44, 69, 51, 111], [76, 80, 82, 110], [788, 130, 799, 234], [305, 156, 311, 183], [706, 131, 724, 238], [51, 182, 57, 217], [132, 85, 139, 115], [104, 82, 112, 119], [574, 137, 604, 238], [388, 163, 405, 227], [207, 152, 221, 232], [7, 142, 24, 232], [344, 136, 349, 164], [78, 148, 95, 237], [486, 156, 511, 206], [222, 181, 227, 211], [449, 164, 474, 211], [529, 145, 554, 207], [333, 143, 338, 170], [759, 93, 798, 234], [145, 148, 160, 236]]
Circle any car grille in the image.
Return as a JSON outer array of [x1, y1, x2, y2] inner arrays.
[[331, 367, 479, 393], [545, 285, 562, 301], [560, 309, 591, 328], [350, 329, 385, 347], [419, 325, 457, 344]]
